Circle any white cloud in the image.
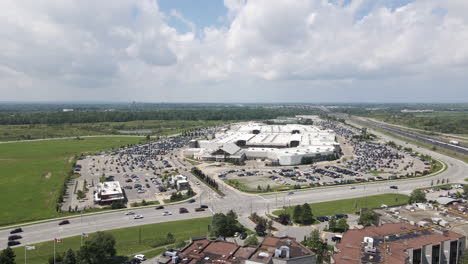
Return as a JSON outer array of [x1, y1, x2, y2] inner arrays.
[[0, 0, 467, 102]]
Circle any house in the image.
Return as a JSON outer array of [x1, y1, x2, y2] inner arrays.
[[161, 236, 316, 264]]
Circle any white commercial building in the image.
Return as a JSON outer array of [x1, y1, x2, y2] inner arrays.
[[94, 181, 125, 205], [185, 122, 339, 166]]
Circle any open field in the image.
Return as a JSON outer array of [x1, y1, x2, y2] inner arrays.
[[12, 217, 211, 264], [0, 137, 145, 226], [0, 120, 230, 141], [272, 193, 410, 217]]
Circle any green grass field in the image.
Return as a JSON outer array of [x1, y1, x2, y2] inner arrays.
[[12, 217, 212, 264], [272, 193, 409, 217], [0, 137, 144, 226], [0, 120, 230, 141]]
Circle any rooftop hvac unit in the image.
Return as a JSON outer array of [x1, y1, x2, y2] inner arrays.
[[171, 256, 179, 264], [164, 251, 177, 257], [363, 237, 374, 248], [364, 246, 377, 254]]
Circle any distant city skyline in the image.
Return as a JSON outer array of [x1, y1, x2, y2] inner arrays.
[[1, 0, 467, 103]]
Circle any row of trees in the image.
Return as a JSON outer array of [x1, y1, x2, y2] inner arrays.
[[250, 213, 274, 236], [0, 108, 322, 125], [191, 168, 220, 191], [301, 153, 340, 165], [0, 232, 118, 264]]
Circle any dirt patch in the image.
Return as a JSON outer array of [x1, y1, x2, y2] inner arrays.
[[44, 172, 52, 179], [68, 156, 74, 163]]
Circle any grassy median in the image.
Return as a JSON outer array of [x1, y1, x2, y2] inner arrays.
[[272, 193, 409, 217], [12, 217, 212, 264]]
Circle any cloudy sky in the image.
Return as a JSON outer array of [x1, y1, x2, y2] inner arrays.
[[1, 0, 467, 103]]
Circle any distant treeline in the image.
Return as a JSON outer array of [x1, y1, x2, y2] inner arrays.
[[0, 108, 321, 125]]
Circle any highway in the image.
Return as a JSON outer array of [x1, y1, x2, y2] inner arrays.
[[1, 121, 467, 249]]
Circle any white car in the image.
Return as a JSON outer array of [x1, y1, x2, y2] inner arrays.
[[349, 186, 356, 189], [162, 211, 172, 216], [133, 214, 144, 219], [134, 254, 146, 261], [125, 211, 135, 215]]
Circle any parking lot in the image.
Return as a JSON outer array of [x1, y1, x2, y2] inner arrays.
[[62, 133, 213, 211], [202, 120, 429, 191]]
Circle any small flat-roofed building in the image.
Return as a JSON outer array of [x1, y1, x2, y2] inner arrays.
[[170, 175, 190, 190], [333, 223, 466, 264], [94, 181, 124, 205], [162, 236, 315, 264]]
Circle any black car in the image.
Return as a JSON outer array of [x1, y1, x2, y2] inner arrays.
[[335, 214, 348, 219], [7, 241, 20, 247], [188, 199, 196, 204], [10, 228, 23, 234], [239, 232, 247, 240], [390, 185, 398, 189], [145, 184, 150, 188], [8, 235, 22, 241], [179, 208, 189, 214], [155, 206, 164, 210], [58, 220, 70, 225], [316, 216, 328, 222], [200, 205, 209, 209]]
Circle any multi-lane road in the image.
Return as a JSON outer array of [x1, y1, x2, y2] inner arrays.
[[1, 120, 467, 249]]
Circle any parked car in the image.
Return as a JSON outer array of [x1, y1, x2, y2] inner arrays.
[[58, 220, 70, 225], [7, 241, 20, 247], [8, 235, 22, 241], [134, 254, 146, 261], [162, 211, 172, 216], [331, 234, 342, 242], [155, 206, 164, 210], [239, 232, 247, 240], [316, 216, 329, 222], [195, 208, 205, 212], [10, 228, 23, 234], [335, 214, 348, 219]]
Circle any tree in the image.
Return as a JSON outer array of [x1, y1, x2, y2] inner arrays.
[[0, 247, 16, 264], [77, 232, 116, 264], [328, 217, 337, 231], [146, 135, 151, 141], [337, 218, 349, 232], [303, 230, 330, 264], [464, 184, 468, 195], [301, 203, 313, 225], [166, 233, 175, 244], [255, 218, 267, 236], [175, 240, 186, 249], [358, 210, 379, 226], [277, 212, 291, 225], [63, 249, 76, 264], [225, 210, 239, 236], [409, 189, 427, 203], [293, 205, 302, 224], [211, 213, 230, 238], [244, 235, 259, 246]]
